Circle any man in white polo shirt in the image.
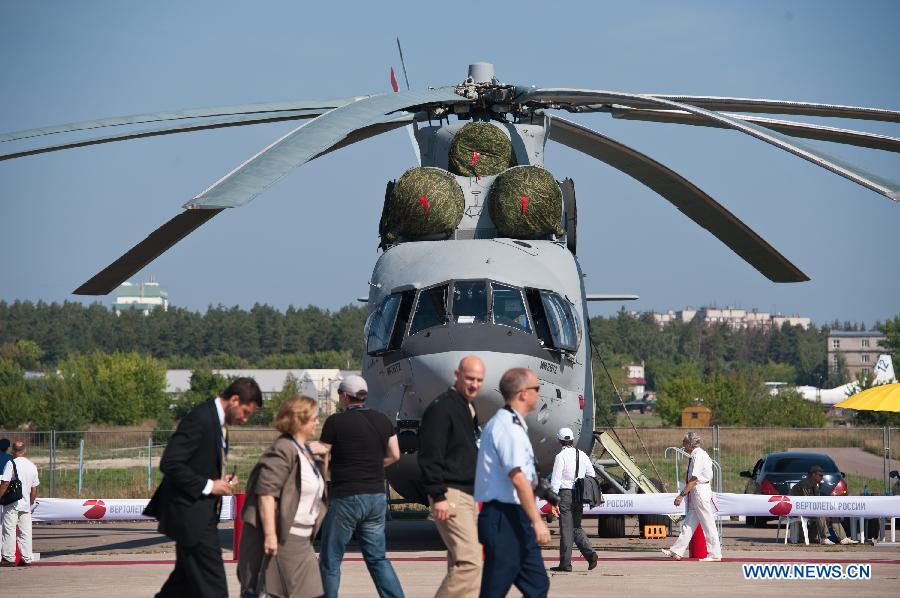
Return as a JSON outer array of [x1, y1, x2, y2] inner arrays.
[[0, 441, 40, 567]]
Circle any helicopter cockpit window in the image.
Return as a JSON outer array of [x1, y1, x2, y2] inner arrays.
[[409, 284, 449, 336], [539, 291, 580, 352], [491, 283, 531, 332], [452, 281, 488, 324], [365, 293, 402, 355]]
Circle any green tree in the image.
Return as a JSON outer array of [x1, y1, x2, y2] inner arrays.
[[878, 316, 900, 364], [0, 357, 33, 428], [655, 362, 706, 426], [52, 352, 168, 425], [173, 370, 233, 420], [826, 353, 850, 388], [0, 340, 44, 371]]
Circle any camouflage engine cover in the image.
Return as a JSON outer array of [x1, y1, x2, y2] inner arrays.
[[448, 121, 515, 177], [381, 167, 465, 243], [488, 165, 565, 238]]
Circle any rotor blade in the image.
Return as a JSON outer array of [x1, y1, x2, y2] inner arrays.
[[73, 208, 223, 295], [514, 87, 900, 123], [0, 97, 361, 144], [522, 88, 900, 200], [586, 294, 640, 301], [311, 115, 414, 159], [0, 109, 328, 162], [546, 115, 809, 283], [606, 106, 900, 153], [648, 95, 900, 123], [188, 87, 467, 209], [72, 114, 417, 295]]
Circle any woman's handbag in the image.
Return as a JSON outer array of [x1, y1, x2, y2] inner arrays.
[[243, 554, 288, 598], [0, 461, 23, 506]]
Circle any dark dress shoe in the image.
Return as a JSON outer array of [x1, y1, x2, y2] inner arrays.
[[18, 561, 32, 567], [550, 565, 572, 572], [587, 551, 599, 571]]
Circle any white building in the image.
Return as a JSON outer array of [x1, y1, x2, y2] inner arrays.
[[624, 363, 646, 400], [649, 305, 809, 330], [165, 368, 354, 416], [114, 280, 169, 315]]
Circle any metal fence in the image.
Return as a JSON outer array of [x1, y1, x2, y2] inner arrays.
[[599, 426, 900, 498], [1, 426, 897, 499], [0, 429, 280, 499]]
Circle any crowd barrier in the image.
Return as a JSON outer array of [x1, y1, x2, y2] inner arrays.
[[534, 493, 900, 518], [32, 497, 233, 522], [30, 493, 900, 522]]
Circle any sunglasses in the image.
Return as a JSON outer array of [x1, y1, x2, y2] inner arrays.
[[521, 385, 541, 392]]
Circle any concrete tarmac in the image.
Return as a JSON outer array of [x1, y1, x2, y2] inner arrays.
[[5, 518, 899, 596]]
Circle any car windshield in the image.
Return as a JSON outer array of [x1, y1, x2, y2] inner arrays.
[[767, 455, 837, 474], [452, 281, 488, 324], [491, 283, 530, 332]]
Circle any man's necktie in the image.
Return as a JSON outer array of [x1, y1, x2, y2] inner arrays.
[[221, 425, 228, 478]]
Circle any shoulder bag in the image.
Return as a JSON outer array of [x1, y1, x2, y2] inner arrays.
[[0, 460, 24, 506], [573, 450, 604, 508]]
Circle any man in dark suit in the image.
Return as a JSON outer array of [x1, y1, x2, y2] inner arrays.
[[145, 377, 262, 597]]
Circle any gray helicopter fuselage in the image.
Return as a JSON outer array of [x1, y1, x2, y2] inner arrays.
[[360, 117, 595, 503], [363, 238, 594, 501]]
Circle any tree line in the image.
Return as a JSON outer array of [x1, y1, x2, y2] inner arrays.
[[0, 300, 366, 366], [0, 300, 897, 429]]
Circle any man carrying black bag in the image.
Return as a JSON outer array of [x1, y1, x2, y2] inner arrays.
[[548, 427, 598, 573]]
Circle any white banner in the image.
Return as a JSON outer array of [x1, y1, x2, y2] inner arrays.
[[31, 498, 233, 522], [537, 492, 900, 518], [712, 493, 900, 518], [26, 493, 900, 521]]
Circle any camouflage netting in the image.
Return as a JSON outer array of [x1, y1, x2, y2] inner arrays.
[[448, 121, 515, 177], [380, 167, 465, 243], [488, 166, 564, 238]]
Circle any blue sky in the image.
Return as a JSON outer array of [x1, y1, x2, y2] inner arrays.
[[1, 1, 898, 326]]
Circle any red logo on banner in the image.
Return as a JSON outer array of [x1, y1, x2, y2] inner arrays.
[[83, 499, 107, 520], [768, 495, 792, 516]]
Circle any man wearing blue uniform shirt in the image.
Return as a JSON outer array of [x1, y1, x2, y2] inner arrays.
[[475, 367, 550, 598]]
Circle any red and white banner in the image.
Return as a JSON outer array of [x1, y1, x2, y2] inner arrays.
[[26, 493, 900, 522], [538, 493, 900, 518], [31, 497, 233, 522]]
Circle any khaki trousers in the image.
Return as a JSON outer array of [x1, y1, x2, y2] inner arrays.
[[431, 487, 482, 598]]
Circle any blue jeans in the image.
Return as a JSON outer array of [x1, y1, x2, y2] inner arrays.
[[319, 493, 404, 598]]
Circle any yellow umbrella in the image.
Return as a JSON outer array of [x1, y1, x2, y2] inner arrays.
[[834, 383, 900, 412]]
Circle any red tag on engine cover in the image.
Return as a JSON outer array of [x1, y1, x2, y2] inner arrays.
[[419, 195, 429, 215], [521, 195, 529, 215]]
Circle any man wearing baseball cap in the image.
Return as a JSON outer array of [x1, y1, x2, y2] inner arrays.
[[549, 427, 598, 572], [315, 374, 404, 598]]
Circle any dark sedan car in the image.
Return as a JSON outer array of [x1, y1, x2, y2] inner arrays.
[[740, 451, 847, 526]]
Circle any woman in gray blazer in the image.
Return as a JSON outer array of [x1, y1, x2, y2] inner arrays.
[[239, 395, 327, 597]]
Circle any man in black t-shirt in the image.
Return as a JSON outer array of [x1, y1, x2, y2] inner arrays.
[[315, 374, 404, 598]]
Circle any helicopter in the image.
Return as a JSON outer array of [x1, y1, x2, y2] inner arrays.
[[2, 62, 898, 503]]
